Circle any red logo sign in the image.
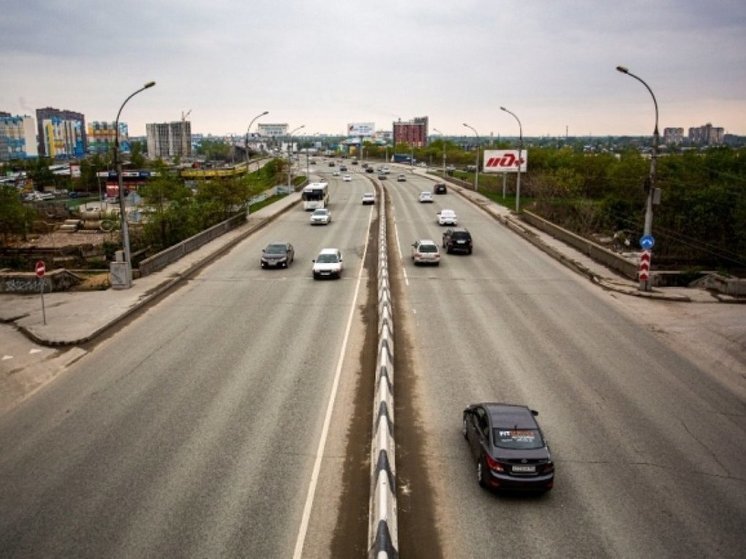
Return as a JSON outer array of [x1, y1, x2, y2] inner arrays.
[[35, 260, 46, 278], [485, 153, 524, 168]]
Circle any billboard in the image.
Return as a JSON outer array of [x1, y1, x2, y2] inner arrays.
[[347, 122, 375, 137], [483, 150, 528, 173]]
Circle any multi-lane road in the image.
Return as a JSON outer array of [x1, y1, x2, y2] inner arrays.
[[0, 164, 744, 558]]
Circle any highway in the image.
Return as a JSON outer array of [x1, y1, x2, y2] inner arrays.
[[387, 170, 746, 558], [0, 163, 743, 558], [0, 168, 378, 558]]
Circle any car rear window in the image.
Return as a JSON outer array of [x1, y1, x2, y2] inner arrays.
[[493, 428, 543, 449], [419, 244, 438, 253]]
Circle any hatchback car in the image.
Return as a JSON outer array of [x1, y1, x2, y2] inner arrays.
[[343, 174, 352, 182], [437, 209, 458, 226], [418, 191, 433, 203], [434, 183, 448, 194], [261, 242, 295, 268], [309, 208, 332, 225], [312, 248, 343, 279], [442, 228, 473, 254], [411, 239, 440, 266], [397, 174, 406, 182], [463, 403, 554, 492], [361, 192, 376, 205]]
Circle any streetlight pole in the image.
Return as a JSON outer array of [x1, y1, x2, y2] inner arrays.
[[616, 65, 659, 291], [114, 80, 155, 288], [433, 128, 446, 177], [463, 123, 480, 192], [287, 125, 305, 190], [245, 110, 269, 174], [500, 107, 523, 212]]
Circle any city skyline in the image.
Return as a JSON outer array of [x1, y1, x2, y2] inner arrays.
[[2, 1, 745, 138]]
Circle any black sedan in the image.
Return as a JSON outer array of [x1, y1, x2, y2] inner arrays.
[[463, 403, 554, 492], [260, 242, 295, 268]]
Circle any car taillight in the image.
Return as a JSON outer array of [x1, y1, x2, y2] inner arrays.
[[485, 454, 504, 472]]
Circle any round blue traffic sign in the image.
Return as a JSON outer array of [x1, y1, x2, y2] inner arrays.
[[639, 234, 655, 250]]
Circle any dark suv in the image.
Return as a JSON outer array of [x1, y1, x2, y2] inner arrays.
[[434, 183, 447, 194], [442, 228, 472, 254]]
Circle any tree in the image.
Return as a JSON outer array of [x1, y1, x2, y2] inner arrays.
[[0, 185, 35, 246]]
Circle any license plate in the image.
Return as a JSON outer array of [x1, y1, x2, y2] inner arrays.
[[457, 240, 465, 244], [512, 465, 536, 473]]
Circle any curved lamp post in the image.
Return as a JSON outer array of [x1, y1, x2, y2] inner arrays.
[[114, 80, 155, 288], [462, 123, 480, 192], [616, 65, 659, 291], [287, 125, 305, 190], [245, 110, 269, 173], [500, 106, 523, 212], [433, 128, 447, 177]]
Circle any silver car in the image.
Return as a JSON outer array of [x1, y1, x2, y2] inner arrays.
[[310, 208, 332, 225]]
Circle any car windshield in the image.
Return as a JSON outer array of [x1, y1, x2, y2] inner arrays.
[[317, 253, 339, 263], [312, 209, 328, 216], [418, 244, 438, 253], [493, 428, 544, 450], [265, 244, 287, 254]]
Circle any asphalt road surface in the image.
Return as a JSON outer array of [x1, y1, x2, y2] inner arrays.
[[0, 170, 378, 558], [387, 172, 746, 558]]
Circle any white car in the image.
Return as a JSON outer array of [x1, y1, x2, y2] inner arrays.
[[411, 239, 440, 266], [312, 248, 344, 279], [332, 170, 340, 176], [310, 208, 332, 225], [437, 209, 458, 226], [361, 192, 376, 205], [343, 174, 352, 182], [418, 191, 433, 203]]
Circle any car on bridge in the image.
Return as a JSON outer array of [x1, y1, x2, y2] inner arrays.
[[260, 242, 295, 268], [436, 209, 458, 226], [463, 403, 554, 492], [397, 174, 406, 182], [343, 174, 352, 182], [309, 208, 332, 225], [434, 183, 448, 194], [442, 228, 472, 254], [361, 192, 376, 205], [418, 191, 433, 203], [411, 239, 440, 266], [312, 248, 343, 279]]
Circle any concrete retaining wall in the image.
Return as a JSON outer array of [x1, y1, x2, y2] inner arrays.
[[520, 211, 639, 280], [368, 184, 399, 559], [0, 269, 82, 293]]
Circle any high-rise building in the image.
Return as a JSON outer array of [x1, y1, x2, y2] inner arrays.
[[0, 114, 38, 161], [88, 121, 129, 155], [146, 121, 192, 159], [663, 127, 684, 145], [688, 123, 724, 146], [393, 116, 429, 147], [35, 107, 86, 158]]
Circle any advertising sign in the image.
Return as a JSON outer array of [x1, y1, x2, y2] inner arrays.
[[347, 122, 375, 137], [483, 150, 528, 173]]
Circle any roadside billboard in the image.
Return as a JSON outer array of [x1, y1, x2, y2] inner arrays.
[[483, 149, 527, 173], [347, 122, 375, 137]]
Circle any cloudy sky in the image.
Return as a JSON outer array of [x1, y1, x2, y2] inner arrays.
[[2, 0, 745, 138]]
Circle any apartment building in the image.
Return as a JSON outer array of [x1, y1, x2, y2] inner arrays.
[[0, 114, 38, 161], [688, 123, 725, 146], [35, 107, 86, 158], [146, 120, 192, 159], [393, 116, 429, 147], [88, 121, 129, 155]]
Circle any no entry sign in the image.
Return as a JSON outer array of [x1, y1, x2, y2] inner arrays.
[[35, 260, 46, 278]]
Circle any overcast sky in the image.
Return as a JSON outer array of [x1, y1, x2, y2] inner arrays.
[[2, 0, 745, 138]]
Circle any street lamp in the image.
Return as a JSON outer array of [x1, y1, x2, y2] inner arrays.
[[114, 80, 155, 288], [245, 110, 269, 173], [500, 106, 523, 212], [433, 128, 446, 177], [616, 65, 659, 292], [287, 125, 305, 190], [462, 123, 480, 192]]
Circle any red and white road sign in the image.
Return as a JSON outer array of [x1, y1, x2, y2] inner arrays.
[[638, 250, 651, 282], [35, 260, 46, 278], [483, 150, 528, 173]]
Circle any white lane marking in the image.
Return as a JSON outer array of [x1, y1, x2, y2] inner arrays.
[[29, 349, 43, 355], [392, 214, 409, 286], [292, 204, 374, 559], [2, 355, 13, 361]]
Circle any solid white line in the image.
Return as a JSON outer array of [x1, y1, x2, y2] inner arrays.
[[292, 204, 374, 559], [392, 215, 409, 286]]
